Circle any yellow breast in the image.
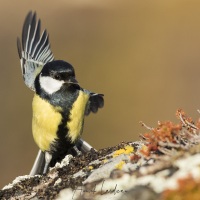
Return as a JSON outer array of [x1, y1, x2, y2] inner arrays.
[[32, 94, 62, 151], [67, 90, 89, 142]]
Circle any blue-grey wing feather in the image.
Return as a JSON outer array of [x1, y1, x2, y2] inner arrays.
[[17, 11, 54, 91]]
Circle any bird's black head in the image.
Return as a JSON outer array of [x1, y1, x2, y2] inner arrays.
[[38, 60, 80, 95], [42, 60, 75, 78]]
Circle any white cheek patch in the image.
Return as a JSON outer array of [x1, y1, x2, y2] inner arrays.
[[39, 75, 64, 94]]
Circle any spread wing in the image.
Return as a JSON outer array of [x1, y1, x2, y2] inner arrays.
[[84, 90, 104, 115], [17, 11, 54, 91]]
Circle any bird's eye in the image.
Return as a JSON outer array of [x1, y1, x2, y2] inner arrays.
[[54, 74, 61, 80]]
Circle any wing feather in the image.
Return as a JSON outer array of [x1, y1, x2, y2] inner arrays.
[[84, 90, 104, 116], [22, 12, 32, 51], [17, 11, 54, 91]]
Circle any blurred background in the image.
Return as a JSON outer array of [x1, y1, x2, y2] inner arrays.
[[1, 0, 200, 187]]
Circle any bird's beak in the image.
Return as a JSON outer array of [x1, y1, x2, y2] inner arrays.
[[67, 77, 79, 86], [67, 78, 78, 85]]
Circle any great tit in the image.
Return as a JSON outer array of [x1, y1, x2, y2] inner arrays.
[[17, 11, 104, 175]]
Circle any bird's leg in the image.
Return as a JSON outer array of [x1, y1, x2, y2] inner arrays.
[[43, 152, 52, 174], [72, 145, 82, 156], [76, 138, 96, 154]]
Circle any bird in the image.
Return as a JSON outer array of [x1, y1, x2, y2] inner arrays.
[[17, 11, 104, 175]]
